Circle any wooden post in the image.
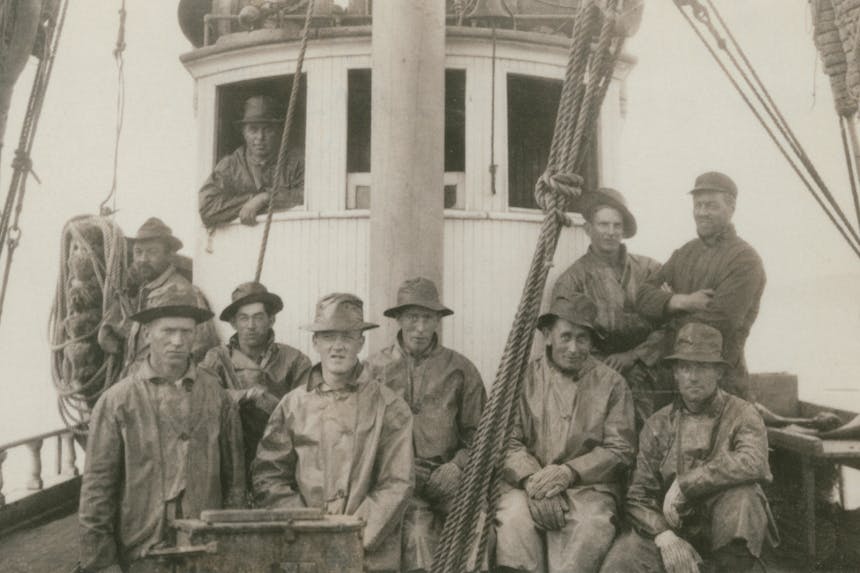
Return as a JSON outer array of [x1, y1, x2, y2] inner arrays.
[[369, 0, 446, 352], [61, 433, 79, 477], [25, 439, 43, 491], [0, 449, 6, 507]]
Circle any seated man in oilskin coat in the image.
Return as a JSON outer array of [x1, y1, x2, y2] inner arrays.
[[600, 323, 778, 573], [198, 95, 304, 227], [494, 294, 636, 573], [252, 293, 414, 572], [365, 277, 486, 572]]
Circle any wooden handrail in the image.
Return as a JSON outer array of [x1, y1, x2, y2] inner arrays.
[[0, 426, 82, 508], [0, 425, 82, 452]]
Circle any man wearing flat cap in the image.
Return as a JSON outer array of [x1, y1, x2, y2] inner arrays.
[[494, 295, 636, 573], [199, 95, 304, 227], [79, 283, 245, 573], [201, 281, 311, 483], [552, 187, 666, 427], [252, 293, 414, 572], [600, 323, 777, 573], [99, 217, 219, 374], [636, 172, 766, 400], [365, 277, 486, 573]]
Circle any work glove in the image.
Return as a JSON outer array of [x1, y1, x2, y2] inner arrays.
[[662, 479, 688, 529], [425, 462, 463, 501], [525, 464, 574, 500], [654, 530, 702, 573], [526, 494, 569, 531]]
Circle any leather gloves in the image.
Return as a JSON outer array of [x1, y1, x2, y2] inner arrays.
[[662, 479, 688, 529], [654, 530, 702, 573], [527, 494, 569, 531], [525, 464, 574, 500], [426, 462, 463, 500]]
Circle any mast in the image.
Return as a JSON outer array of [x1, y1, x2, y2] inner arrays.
[[368, 0, 446, 350]]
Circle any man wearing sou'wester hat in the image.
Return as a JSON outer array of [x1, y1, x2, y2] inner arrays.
[[252, 293, 414, 572], [79, 283, 245, 573], [199, 94, 305, 227], [365, 277, 486, 573], [601, 323, 777, 573], [636, 171, 766, 402], [201, 281, 311, 483]]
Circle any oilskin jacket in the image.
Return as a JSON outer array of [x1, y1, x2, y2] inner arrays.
[[79, 361, 245, 571], [251, 363, 414, 571], [198, 146, 304, 227], [625, 389, 773, 542], [503, 354, 636, 497]]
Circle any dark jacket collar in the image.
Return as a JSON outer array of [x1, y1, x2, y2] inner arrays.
[[698, 224, 737, 247]]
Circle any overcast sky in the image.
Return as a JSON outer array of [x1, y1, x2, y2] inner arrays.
[[1, 0, 859, 443]]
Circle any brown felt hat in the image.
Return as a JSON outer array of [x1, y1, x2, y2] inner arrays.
[[130, 283, 213, 324], [537, 295, 602, 339], [665, 322, 729, 364], [582, 187, 638, 238], [235, 95, 284, 126], [219, 281, 284, 322], [302, 293, 378, 332], [384, 277, 453, 318], [689, 171, 738, 198], [129, 217, 183, 253]]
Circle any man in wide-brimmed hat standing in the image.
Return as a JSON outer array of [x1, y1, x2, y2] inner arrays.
[[365, 277, 486, 573], [99, 217, 219, 373], [199, 94, 304, 227], [201, 281, 311, 482], [600, 323, 777, 573], [636, 171, 766, 400], [79, 283, 245, 573], [494, 295, 636, 573], [252, 293, 414, 572], [552, 187, 666, 426]]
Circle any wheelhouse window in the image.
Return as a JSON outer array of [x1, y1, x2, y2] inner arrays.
[[506, 74, 599, 210], [346, 68, 466, 210]]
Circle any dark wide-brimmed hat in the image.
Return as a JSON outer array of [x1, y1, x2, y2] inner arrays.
[[582, 187, 637, 239], [219, 281, 284, 322], [130, 283, 213, 325], [689, 171, 738, 199], [665, 322, 729, 364], [129, 217, 183, 253], [234, 95, 284, 126], [537, 295, 602, 338], [383, 277, 453, 318], [302, 293, 378, 332]]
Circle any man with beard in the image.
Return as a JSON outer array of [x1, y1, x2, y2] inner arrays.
[[636, 172, 765, 400], [494, 295, 636, 573], [201, 281, 312, 483], [252, 293, 414, 572], [199, 95, 304, 227], [365, 277, 486, 573], [79, 283, 244, 573], [98, 217, 219, 372]]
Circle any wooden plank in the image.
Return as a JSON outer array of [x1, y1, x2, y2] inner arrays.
[[767, 427, 823, 456]]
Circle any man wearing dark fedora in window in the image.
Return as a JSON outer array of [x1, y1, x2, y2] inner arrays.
[[199, 94, 305, 227], [201, 281, 311, 482]]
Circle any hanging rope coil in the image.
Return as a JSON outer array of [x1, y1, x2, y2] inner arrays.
[[432, 2, 634, 571], [49, 215, 129, 432]]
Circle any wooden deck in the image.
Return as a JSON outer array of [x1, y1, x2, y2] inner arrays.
[[0, 512, 80, 573]]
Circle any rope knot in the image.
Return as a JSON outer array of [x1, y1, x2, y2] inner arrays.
[[534, 171, 584, 226]]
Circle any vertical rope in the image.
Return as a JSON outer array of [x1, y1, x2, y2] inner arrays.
[[843, 114, 860, 230], [254, 0, 316, 282], [99, 0, 127, 216]]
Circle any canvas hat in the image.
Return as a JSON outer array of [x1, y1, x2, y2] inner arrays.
[[689, 171, 738, 199], [129, 217, 183, 253], [235, 95, 284, 126], [130, 283, 213, 324], [582, 187, 637, 238], [536, 295, 601, 338], [665, 322, 729, 364], [219, 281, 284, 322], [383, 277, 453, 318], [302, 293, 378, 332]]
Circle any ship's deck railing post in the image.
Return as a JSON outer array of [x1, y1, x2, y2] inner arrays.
[[0, 427, 82, 507], [0, 449, 7, 508]]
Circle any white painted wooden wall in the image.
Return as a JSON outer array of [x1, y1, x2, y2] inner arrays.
[[185, 30, 632, 384]]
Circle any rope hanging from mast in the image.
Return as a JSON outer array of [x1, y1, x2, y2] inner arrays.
[[432, 2, 639, 570], [255, 0, 316, 282], [99, 0, 128, 216]]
